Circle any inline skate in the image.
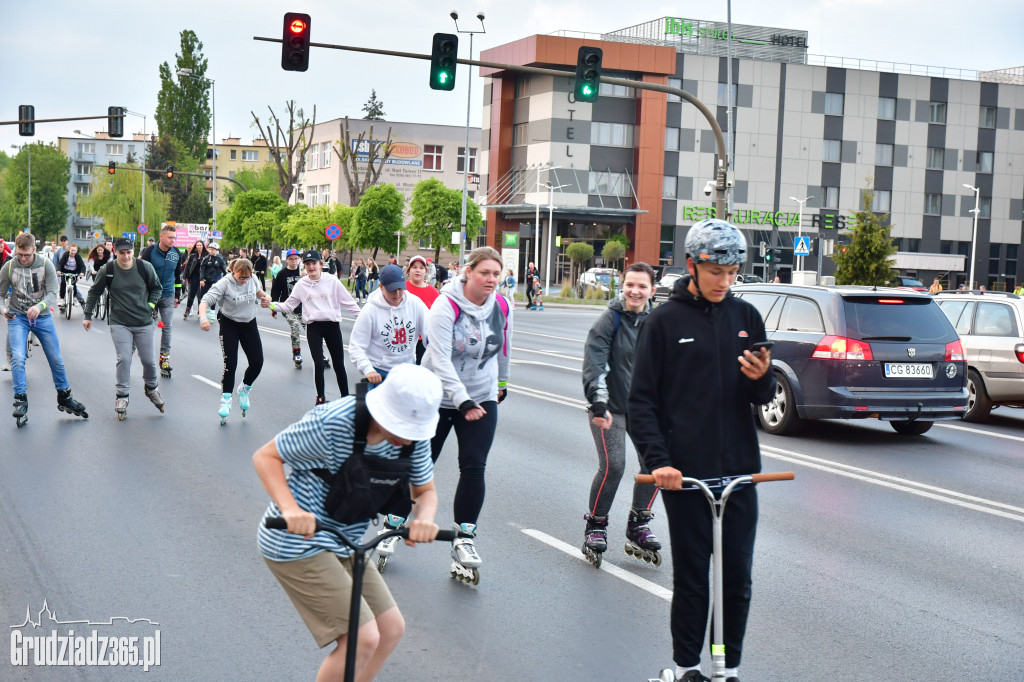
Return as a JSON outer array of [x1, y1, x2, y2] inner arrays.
[[374, 514, 405, 572], [237, 383, 251, 417], [582, 513, 608, 568], [57, 389, 88, 419], [159, 353, 172, 378], [115, 394, 129, 421], [218, 393, 232, 425], [625, 508, 662, 565], [292, 347, 302, 369], [449, 522, 481, 585], [145, 386, 165, 413], [13, 393, 28, 428]]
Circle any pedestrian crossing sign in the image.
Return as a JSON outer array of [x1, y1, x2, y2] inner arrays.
[[794, 236, 811, 256]]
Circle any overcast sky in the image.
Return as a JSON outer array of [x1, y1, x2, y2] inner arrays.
[[3, 0, 1022, 153]]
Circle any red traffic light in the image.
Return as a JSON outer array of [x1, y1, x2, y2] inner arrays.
[[108, 161, 116, 175], [289, 19, 307, 34]]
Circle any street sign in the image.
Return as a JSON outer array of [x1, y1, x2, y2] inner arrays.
[[211, 231, 223, 238], [324, 223, 341, 241], [137, 223, 148, 235], [93, 231, 101, 239], [121, 232, 131, 239], [794, 235, 811, 256], [129, 232, 137, 242]]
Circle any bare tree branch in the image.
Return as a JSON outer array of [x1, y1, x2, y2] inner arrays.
[[250, 100, 317, 203]]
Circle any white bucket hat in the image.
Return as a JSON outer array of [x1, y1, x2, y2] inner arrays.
[[364, 364, 443, 441]]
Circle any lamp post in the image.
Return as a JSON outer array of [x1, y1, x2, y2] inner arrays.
[[788, 195, 813, 276], [450, 10, 485, 266], [11, 144, 30, 232], [534, 165, 561, 289], [964, 183, 981, 289], [176, 68, 216, 234], [544, 181, 569, 295]]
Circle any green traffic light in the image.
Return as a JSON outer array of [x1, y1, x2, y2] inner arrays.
[[438, 72, 449, 84], [582, 84, 593, 96]]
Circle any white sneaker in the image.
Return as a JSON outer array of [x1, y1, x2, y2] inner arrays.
[[1, 357, 10, 372]]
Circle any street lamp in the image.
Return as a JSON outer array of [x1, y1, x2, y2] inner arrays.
[[534, 165, 561, 287], [176, 67, 217, 233], [964, 183, 981, 289], [544, 181, 569, 295], [450, 10, 485, 266], [11, 144, 30, 231], [789, 195, 813, 276]]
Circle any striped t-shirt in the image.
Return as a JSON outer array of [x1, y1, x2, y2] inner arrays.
[[257, 396, 433, 560]]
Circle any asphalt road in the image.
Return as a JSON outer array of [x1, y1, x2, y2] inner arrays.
[[1, 299, 1022, 681]]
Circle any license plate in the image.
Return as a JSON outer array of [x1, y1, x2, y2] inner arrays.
[[884, 362, 934, 379]]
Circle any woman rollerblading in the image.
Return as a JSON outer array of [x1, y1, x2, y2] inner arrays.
[[450, 522, 482, 584], [582, 514, 608, 568], [625, 509, 662, 565], [12, 393, 28, 428]]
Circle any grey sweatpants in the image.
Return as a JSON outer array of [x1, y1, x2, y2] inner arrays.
[[110, 324, 159, 396], [588, 412, 658, 518], [155, 296, 174, 355]]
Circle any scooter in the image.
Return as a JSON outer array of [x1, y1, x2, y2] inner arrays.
[[640, 471, 795, 682], [264, 517, 457, 682]]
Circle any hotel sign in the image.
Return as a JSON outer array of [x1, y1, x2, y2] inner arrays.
[[664, 17, 808, 49]]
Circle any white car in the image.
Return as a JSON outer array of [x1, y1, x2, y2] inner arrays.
[[577, 268, 621, 299]]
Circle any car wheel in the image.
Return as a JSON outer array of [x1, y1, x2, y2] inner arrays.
[[758, 372, 803, 435], [890, 420, 933, 435], [964, 368, 993, 423]]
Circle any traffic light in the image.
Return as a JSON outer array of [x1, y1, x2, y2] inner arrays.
[[429, 33, 458, 91], [165, 165, 174, 179], [759, 241, 767, 258], [281, 12, 311, 71], [107, 106, 124, 138], [767, 248, 781, 263], [18, 105, 35, 136], [574, 46, 603, 103], [108, 161, 116, 175]]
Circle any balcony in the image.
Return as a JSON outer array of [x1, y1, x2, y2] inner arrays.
[[75, 152, 96, 163], [74, 173, 94, 184], [72, 215, 94, 227]]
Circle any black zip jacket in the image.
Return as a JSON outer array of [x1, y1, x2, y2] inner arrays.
[[200, 254, 226, 283], [582, 295, 650, 415], [627, 274, 775, 479], [270, 266, 303, 315]]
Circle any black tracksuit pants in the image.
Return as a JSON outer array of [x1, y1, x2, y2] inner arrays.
[[662, 484, 758, 669], [306, 320, 349, 399]]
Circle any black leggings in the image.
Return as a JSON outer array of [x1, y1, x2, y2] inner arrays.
[[218, 316, 264, 393], [306, 320, 349, 398], [185, 274, 202, 309], [431, 402, 499, 525]]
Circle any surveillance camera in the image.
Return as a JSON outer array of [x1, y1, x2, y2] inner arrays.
[[703, 180, 715, 197], [450, 10, 459, 20], [477, 11, 485, 20]]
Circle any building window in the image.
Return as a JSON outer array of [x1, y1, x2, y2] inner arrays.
[[512, 123, 528, 147], [230, 149, 237, 160], [871, 189, 891, 212], [717, 83, 738, 106], [321, 185, 330, 205], [977, 151, 993, 173], [588, 171, 631, 197], [590, 122, 634, 147], [823, 186, 839, 209], [875, 143, 893, 166], [926, 147, 944, 169], [457, 147, 477, 173], [106, 143, 123, 156], [423, 144, 443, 171], [598, 82, 635, 98], [665, 127, 679, 151], [78, 142, 95, 154], [242, 150, 259, 162], [663, 176, 677, 199], [924, 193, 942, 215], [307, 185, 318, 206], [660, 225, 675, 265], [514, 76, 529, 99], [306, 147, 318, 170], [823, 139, 841, 163], [979, 197, 991, 218], [878, 97, 896, 120], [321, 142, 331, 168], [667, 78, 682, 103], [979, 106, 996, 128], [509, 169, 524, 194], [76, 163, 91, 175], [824, 92, 844, 116], [929, 101, 947, 124]]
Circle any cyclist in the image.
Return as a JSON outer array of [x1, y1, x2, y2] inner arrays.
[[0, 232, 89, 426], [270, 250, 361, 405], [580, 262, 659, 566], [422, 246, 512, 582], [198, 258, 271, 423], [628, 219, 774, 682], [140, 225, 184, 377], [55, 243, 87, 313], [270, 249, 306, 368]]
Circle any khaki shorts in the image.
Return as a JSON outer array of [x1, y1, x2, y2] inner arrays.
[[264, 551, 398, 648]]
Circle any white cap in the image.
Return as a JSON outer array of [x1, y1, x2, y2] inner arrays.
[[364, 364, 442, 441]]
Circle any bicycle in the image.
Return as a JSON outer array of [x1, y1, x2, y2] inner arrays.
[[263, 517, 456, 682], [59, 273, 78, 320], [638, 471, 795, 682]]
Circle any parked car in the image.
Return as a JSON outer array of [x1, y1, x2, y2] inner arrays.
[[736, 273, 764, 284], [577, 268, 621, 299], [653, 273, 683, 303], [732, 283, 967, 435], [894, 276, 928, 292], [933, 290, 1024, 422]]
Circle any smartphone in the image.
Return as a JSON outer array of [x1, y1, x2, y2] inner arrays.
[[750, 340, 775, 354]]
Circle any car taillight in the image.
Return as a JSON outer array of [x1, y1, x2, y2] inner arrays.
[[944, 340, 965, 362], [811, 335, 874, 361], [1015, 343, 1024, 364]]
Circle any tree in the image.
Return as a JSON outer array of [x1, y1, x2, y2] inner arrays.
[[0, 143, 71, 241], [407, 178, 483, 262], [278, 203, 354, 252], [177, 178, 212, 224], [77, 162, 170, 237], [334, 116, 393, 207], [0, 150, 11, 174], [566, 241, 595, 291], [219, 189, 289, 248], [155, 30, 211, 163], [224, 166, 279, 205], [250, 101, 317, 203], [602, 240, 626, 271], [144, 134, 200, 221], [832, 184, 898, 286], [349, 184, 405, 259], [362, 90, 386, 120]]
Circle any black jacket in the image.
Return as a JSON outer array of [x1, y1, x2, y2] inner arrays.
[[270, 266, 303, 315], [582, 295, 649, 415], [252, 253, 268, 273], [200, 254, 227, 283], [56, 252, 86, 276], [627, 275, 775, 479]]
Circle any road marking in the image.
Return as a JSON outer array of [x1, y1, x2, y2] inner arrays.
[[508, 383, 587, 409], [761, 445, 1024, 523], [511, 346, 583, 362], [510, 359, 581, 373], [935, 421, 1024, 444], [515, 330, 585, 344], [191, 374, 221, 390], [521, 529, 672, 602]]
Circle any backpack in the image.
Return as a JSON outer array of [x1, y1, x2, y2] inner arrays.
[[312, 382, 416, 524]]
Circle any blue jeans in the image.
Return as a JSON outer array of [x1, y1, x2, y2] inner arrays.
[[8, 313, 70, 395]]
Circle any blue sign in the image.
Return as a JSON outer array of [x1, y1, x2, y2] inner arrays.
[[121, 232, 131, 238], [211, 230, 223, 238], [129, 232, 137, 242], [794, 236, 811, 256]]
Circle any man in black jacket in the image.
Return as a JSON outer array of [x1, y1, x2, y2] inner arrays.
[[628, 219, 774, 682]]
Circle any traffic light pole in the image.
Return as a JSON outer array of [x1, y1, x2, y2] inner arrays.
[[0, 113, 124, 127], [253, 36, 731, 221]]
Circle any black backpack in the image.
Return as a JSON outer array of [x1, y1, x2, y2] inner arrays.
[[312, 382, 415, 524]]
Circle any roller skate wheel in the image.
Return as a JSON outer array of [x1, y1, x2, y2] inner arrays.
[[376, 555, 388, 573], [652, 551, 662, 566], [241, 409, 247, 417], [117, 412, 126, 421], [624, 544, 634, 557], [470, 569, 480, 585], [16, 416, 28, 428], [220, 417, 227, 426]]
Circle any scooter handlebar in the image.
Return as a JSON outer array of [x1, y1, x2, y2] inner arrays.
[[263, 517, 457, 543], [635, 472, 795, 486]]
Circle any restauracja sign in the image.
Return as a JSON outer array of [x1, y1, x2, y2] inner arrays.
[[682, 205, 849, 229]]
